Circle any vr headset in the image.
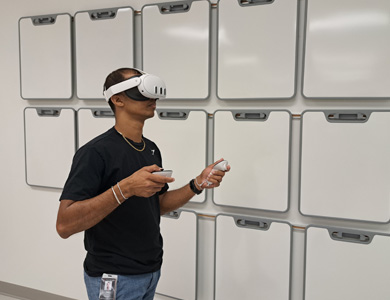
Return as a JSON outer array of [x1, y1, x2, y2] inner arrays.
[[103, 70, 166, 102]]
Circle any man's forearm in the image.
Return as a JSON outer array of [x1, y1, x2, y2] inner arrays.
[[159, 165, 228, 215], [56, 187, 121, 239], [159, 183, 197, 215]]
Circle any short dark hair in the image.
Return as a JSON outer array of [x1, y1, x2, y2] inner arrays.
[[103, 68, 142, 113]]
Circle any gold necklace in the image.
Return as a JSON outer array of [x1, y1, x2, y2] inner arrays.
[[117, 131, 145, 152]]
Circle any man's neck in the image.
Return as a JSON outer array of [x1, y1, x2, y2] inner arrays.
[[114, 119, 144, 143]]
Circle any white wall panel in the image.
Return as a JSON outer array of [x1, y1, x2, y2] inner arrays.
[[303, 0, 390, 98], [24, 107, 76, 189], [213, 110, 291, 211], [218, 0, 297, 99], [305, 226, 390, 300], [19, 14, 72, 99], [215, 215, 291, 300], [75, 7, 134, 99], [142, 1, 210, 99], [300, 111, 390, 223], [157, 210, 197, 300]]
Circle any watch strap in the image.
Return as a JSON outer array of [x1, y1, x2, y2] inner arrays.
[[189, 179, 203, 195]]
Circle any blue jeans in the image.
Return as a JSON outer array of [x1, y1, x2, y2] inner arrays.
[[84, 270, 161, 300]]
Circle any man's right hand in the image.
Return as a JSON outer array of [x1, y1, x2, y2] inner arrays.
[[120, 165, 175, 198]]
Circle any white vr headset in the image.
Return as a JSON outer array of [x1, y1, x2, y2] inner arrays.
[[103, 70, 166, 102]]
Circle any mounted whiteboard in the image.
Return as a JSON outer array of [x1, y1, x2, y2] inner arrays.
[[24, 108, 76, 189], [143, 110, 208, 203], [300, 111, 390, 223], [305, 226, 390, 300], [157, 210, 197, 300], [75, 7, 134, 99], [213, 110, 291, 211], [215, 214, 291, 300], [303, 0, 390, 98], [77, 108, 115, 148], [217, 0, 297, 99], [19, 14, 72, 99], [142, 1, 210, 99]]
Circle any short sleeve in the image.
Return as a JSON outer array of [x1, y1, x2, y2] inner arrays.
[[60, 146, 105, 201]]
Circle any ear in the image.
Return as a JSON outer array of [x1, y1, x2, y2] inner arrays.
[[110, 94, 125, 108]]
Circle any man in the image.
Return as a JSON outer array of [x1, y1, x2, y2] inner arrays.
[[56, 68, 229, 300]]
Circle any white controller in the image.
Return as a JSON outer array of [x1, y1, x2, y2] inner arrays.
[[152, 170, 173, 177], [213, 160, 229, 171], [206, 160, 228, 185]]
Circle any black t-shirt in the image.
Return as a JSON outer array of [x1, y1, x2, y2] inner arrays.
[[60, 127, 168, 277]]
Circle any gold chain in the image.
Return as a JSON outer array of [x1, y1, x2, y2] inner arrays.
[[117, 131, 145, 152]]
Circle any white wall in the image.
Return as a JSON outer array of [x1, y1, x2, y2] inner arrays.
[[1, 0, 390, 299]]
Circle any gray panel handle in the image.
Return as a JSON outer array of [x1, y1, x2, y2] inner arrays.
[[92, 109, 114, 118], [159, 111, 187, 119], [164, 211, 180, 219], [161, 3, 191, 13], [36, 108, 60, 117], [239, 0, 274, 6], [326, 113, 368, 122], [236, 219, 269, 230], [331, 231, 371, 244], [33, 16, 56, 25], [235, 112, 267, 120], [90, 11, 116, 20]]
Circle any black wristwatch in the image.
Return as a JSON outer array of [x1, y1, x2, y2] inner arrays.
[[189, 179, 203, 195]]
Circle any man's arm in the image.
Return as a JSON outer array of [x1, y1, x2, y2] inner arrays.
[[56, 165, 174, 239], [159, 159, 230, 215], [56, 189, 122, 239]]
